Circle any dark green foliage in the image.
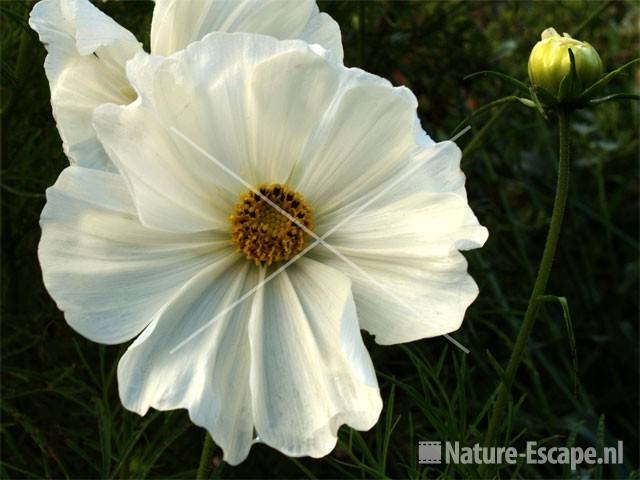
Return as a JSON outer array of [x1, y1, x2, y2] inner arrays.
[[2, 0, 638, 478]]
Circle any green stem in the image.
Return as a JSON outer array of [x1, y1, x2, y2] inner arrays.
[[481, 110, 571, 474], [196, 432, 215, 480]]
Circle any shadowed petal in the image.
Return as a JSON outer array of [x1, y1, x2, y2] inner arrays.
[[151, 0, 342, 61], [249, 258, 382, 457], [118, 260, 258, 465], [38, 166, 230, 344], [311, 191, 488, 344], [29, 0, 141, 170]]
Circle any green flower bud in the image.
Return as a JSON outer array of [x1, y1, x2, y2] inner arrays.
[[528, 27, 603, 101]]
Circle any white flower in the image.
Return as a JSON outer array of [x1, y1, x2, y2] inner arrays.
[[29, 0, 342, 171], [38, 33, 488, 464]]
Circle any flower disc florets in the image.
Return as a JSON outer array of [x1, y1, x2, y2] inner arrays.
[[230, 184, 314, 266]]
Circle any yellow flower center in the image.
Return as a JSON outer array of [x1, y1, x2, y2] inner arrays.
[[230, 184, 314, 266]]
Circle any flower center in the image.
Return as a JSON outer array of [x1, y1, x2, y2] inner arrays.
[[230, 184, 314, 266]]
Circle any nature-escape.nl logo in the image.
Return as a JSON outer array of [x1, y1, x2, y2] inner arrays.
[[418, 440, 624, 471]]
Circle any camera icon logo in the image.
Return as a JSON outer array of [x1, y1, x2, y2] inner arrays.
[[418, 441, 442, 464]]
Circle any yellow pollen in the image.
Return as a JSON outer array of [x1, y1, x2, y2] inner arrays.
[[230, 184, 314, 266]]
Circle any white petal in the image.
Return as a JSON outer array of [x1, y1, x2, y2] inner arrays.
[[290, 77, 422, 215], [247, 49, 340, 183], [118, 260, 258, 465], [249, 258, 382, 457], [151, 0, 342, 61], [29, 0, 141, 170], [298, 10, 343, 62], [146, 33, 334, 187], [38, 166, 229, 344], [92, 99, 233, 234], [311, 192, 489, 345], [92, 34, 336, 231], [321, 141, 469, 221]]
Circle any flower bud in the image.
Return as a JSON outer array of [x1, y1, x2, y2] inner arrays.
[[528, 27, 603, 101]]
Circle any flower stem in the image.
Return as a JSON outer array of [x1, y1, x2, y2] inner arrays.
[[196, 432, 215, 479], [481, 109, 571, 473]]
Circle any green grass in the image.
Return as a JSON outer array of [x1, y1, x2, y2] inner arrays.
[[1, 0, 638, 478]]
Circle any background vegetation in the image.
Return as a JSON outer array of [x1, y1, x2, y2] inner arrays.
[[1, 0, 638, 478]]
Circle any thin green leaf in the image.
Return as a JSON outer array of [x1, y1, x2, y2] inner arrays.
[[380, 384, 397, 474], [538, 295, 579, 396], [137, 419, 191, 479], [589, 92, 640, 105], [528, 86, 550, 119], [95, 399, 112, 479], [580, 57, 640, 100], [289, 458, 315, 480], [0, 6, 32, 32], [451, 95, 535, 136], [485, 349, 506, 379], [349, 430, 380, 472], [464, 70, 530, 93], [110, 412, 161, 478]]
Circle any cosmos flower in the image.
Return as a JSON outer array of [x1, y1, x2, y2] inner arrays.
[[38, 32, 488, 463], [29, 0, 342, 171]]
